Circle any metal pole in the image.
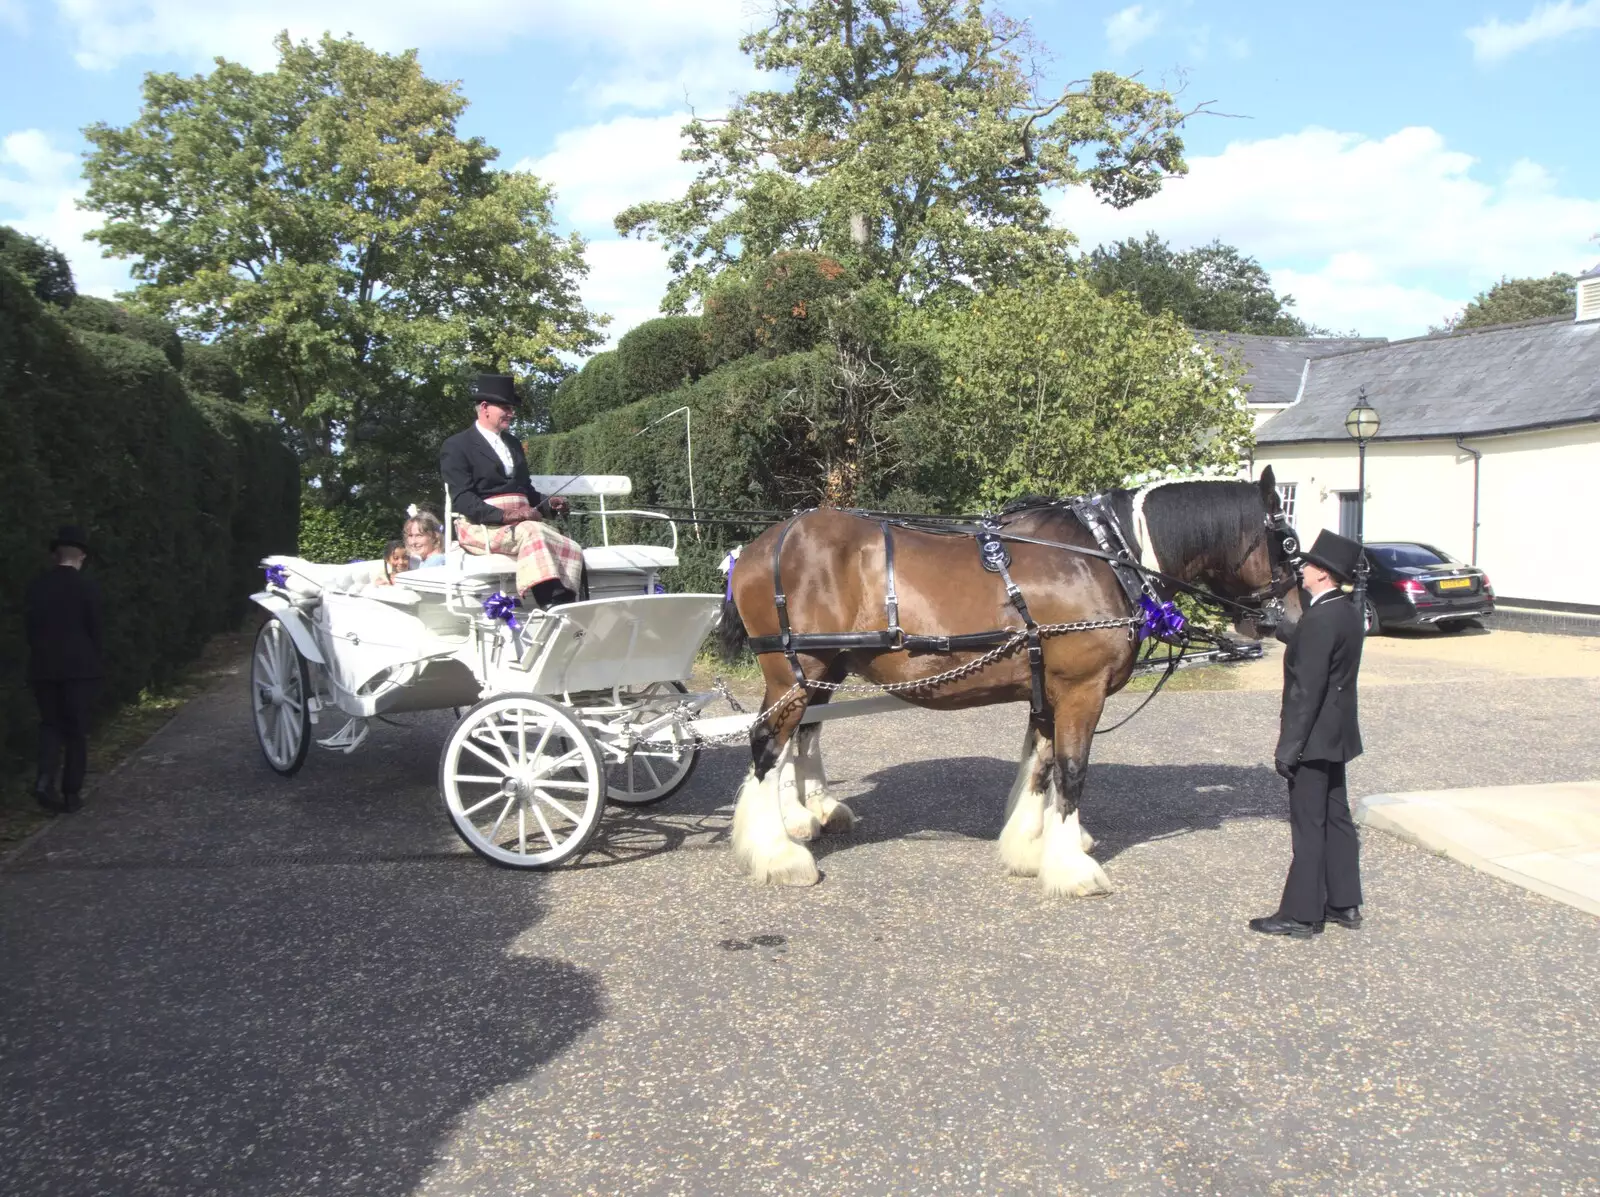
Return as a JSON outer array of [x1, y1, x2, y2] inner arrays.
[[1356, 438, 1367, 543], [683, 407, 699, 541]]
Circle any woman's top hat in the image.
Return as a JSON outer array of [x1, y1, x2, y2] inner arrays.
[[50, 525, 90, 554], [1303, 529, 1363, 582], [470, 374, 520, 407]]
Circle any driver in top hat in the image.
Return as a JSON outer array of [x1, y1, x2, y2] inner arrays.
[[439, 374, 585, 607], [1251, 528, 1367, 938]]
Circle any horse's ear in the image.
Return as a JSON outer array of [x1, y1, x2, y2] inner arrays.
[[1258, 464, 1277, 508]]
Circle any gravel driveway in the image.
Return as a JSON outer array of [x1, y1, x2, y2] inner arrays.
[[2, 630, 1597, 1195]]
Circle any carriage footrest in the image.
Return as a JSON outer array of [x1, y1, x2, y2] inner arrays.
[[317, 718, 370, 753]]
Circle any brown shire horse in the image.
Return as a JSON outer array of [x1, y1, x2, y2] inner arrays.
[[719, 468, 1302, 896]]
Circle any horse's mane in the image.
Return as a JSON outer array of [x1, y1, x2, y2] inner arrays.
[[1137, 480, 1265, 572]]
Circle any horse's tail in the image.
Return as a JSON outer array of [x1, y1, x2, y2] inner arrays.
[[716, 594, 749, 662]]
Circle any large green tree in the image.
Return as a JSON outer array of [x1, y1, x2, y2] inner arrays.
[[1444, 273, 1576, 330], [82, 34, 601, 506], [617, 0, 1194, 310], [1084, 232, 1320, 335], [898, 277, 1252, 510]]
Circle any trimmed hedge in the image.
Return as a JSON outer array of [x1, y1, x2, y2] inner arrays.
[[703, 251, 858, 365], [0, 263, 299, 774], [550, 349, 621, 432], [614, 316, 708, 404]]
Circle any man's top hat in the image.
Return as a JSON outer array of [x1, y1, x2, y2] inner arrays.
[[1302, 529, 1363, 583], [50, 525, 90, 554], [470, 373, 520, 407]]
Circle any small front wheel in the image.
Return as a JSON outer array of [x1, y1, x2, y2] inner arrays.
[[440, 694, 605, 869], [251, 617, 311, 776]]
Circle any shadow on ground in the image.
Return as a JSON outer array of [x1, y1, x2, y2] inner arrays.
[[0, 861, 602, 1196], [581, 752, 1289, 871]]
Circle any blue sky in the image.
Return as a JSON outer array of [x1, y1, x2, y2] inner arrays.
[[2, 0, 1598, 340]]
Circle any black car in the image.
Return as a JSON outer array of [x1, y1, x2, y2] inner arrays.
[[1359, 542, 1494, 634]]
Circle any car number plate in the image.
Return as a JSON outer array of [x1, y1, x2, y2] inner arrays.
[[1437, 577, 1473, 590]]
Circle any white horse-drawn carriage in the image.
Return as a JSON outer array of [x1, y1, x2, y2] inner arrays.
[[249, 476, 749, 869]]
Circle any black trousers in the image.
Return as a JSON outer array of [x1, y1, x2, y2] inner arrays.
[[33, 680, 97, 797], [1278, 759, 1363, 923]]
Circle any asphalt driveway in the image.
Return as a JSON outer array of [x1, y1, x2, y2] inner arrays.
[[2, 631, 1597, 1195]]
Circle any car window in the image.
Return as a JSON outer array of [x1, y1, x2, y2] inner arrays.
[[1369, 544, 1452, 569]]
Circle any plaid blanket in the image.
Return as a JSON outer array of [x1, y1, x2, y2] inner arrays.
[[456, 495, 584, 598]]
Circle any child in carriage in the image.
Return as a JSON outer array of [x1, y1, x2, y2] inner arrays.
[[403, 509, 447, 569]]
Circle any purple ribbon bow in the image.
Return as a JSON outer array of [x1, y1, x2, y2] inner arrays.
[[264, 564, 289, 588], [483, 591, 520, 631], [1138, 594, 1187, 642]]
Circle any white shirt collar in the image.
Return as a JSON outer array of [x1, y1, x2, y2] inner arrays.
[[1308, 587, 1342, 607], [475, 422, 514, 473]]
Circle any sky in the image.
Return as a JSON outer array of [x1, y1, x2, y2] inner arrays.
[[2, 0, 1598, 342]]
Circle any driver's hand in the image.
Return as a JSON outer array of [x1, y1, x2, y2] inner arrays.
[[547, 496, 570, 517]]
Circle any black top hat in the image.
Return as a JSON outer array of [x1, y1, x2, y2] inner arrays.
[[50, 525, 90, 554], [470, 373, 521, 407], [1302, 529, 1362, 583]]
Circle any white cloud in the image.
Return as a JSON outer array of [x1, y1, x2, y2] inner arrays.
[[1050, 125, 1600, 337], [53, 0, 756, 107], [579, 237, 678, 346], [0, 0, 27, 33], [1466, 0, 1600, 62], [520, 113, 699, 233], [1105, 5, 1162, 55], [0, 129, 130, 298]]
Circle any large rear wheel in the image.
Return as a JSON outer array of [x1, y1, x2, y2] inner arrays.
[[440, 694, 605, 869], [251, 617, 312, 776]]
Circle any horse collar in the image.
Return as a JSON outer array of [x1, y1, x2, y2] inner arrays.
[[1130, 479, 1187, 574]]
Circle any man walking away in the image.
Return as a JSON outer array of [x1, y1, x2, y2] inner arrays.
[[26, 526, 104, 813], [1251, 529, 1367, 939]]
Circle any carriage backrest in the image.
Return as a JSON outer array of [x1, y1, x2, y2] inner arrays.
[[529, 475, 632, 498]]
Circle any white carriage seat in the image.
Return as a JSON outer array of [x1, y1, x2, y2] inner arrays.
[[442, 546, 520, 575], [582, 544, 678, 572], [263, 555, 387, 598]]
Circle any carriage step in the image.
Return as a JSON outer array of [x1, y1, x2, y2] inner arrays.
[[317, 718, 370, 753]]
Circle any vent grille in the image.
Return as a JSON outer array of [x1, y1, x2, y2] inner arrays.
[[1579, 278, 1600, 323]]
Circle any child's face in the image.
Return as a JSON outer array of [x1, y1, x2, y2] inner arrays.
[[387, 547, 409, 573]]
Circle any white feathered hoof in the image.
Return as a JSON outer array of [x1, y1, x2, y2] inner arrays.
[[1038, 809, 1113, 898], [807, 795, 857, 833], [1079, 827, 1096, 853], [783, 807, 823, 841], [730, 763, 821, 887], [998, 815, 1044, 877]]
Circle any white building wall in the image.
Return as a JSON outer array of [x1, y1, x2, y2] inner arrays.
[[1253, 423, 1600, 607]]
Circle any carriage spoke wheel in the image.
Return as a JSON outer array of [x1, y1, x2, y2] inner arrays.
[[441, 694, 605, 869], [603, 681, 700, 807], [251, 617, 311, 776]]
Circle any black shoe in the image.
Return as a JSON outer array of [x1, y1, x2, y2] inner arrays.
[[1248, 915, 1324, 938], [1324, 905, 1362, 929], [33, 776, 60, 812]]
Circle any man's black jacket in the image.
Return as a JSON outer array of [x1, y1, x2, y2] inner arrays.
[[439, 426, 544, 526], [1275, 591, 1364, 767], [25, 565, 104, 681]]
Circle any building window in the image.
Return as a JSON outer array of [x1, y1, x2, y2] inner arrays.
[[1275, 483, 1296, 522]]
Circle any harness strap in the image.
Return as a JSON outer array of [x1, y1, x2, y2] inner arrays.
[[987, 544, 1049, 726], [881, 521, 902, 648], [769, 515, 807, 685]]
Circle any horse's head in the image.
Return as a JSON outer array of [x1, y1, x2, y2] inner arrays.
[[1135, 466, 1304, 641]]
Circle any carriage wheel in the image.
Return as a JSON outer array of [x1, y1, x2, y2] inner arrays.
[[251, 616, 311, 776], [440, 694, 605, 869], [603, 681, 701, 807]]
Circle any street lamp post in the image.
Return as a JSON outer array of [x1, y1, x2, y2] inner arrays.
[[1344, 388, 1381, 624]]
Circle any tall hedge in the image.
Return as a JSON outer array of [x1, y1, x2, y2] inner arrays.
[[614, 316, 707, 404], [0, 265, 299, 773]]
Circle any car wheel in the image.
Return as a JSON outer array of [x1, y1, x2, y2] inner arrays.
[[1363, 598, 1382, 636]]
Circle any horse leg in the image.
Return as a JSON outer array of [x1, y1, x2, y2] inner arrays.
[[730, 671, 820, 886], [796, 662, 854, 833], [1038, 691, 1114, 898], [997, 722, 1051, 876]]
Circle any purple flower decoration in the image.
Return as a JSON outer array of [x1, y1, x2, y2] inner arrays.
[[483, 591, 520, 631], [264, 564, 289, 588], [1138, 594, 1187, 642]]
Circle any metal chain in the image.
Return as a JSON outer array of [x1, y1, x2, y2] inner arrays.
[[685, 616, 1142, 749]]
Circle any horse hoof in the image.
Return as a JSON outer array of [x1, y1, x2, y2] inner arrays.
[[1079, 828, 1096, 853], [997, 828, 1044, 877], [784, 812, 822, 841], [747, 841, 819, 887], [814, 799, 856, 833], [1040, 853, 1114, 898]]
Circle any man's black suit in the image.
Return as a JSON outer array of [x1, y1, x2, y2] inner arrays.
[[26, 565, 104, 801], [1273, 589, 1365, 924], [438, 427, 545, 526]]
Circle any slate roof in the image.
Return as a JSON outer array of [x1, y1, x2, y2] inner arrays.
[[1580, 261, 1600, 280], [1256, 315, 1600, 444], [1203, 333, 1389, 405]]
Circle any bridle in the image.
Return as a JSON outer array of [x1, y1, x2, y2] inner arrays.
[[1234, 509, 1303, 631]]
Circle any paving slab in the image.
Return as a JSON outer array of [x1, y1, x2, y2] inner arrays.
[[1358, 782, 1600, 917]]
